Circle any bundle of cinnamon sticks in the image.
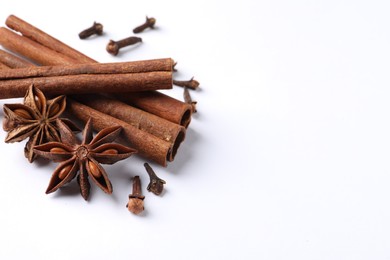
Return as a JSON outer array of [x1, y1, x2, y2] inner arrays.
[[0, 15, 194, 166]]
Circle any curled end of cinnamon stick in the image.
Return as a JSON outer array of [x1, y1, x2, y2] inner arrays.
[[180, 106, 192, 128], [167, 127, 186, 162]]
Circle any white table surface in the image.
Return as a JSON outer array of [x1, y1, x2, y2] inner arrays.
[[1, 0, 390, 259]]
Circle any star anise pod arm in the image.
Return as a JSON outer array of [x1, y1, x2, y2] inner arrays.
[[31, 141, 74, 162], [91, 143, 136, 164], [85, 157, 112, 198], [45, 157, 78, 194], [89, 124, 122, 147], [23, 83, 46, 115], [78, 161, 91, 200], [3, 104, 39, 143]]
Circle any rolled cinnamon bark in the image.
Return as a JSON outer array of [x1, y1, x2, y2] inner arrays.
[[0, 49, 33, 68], [0, 27, 76, 65], [67, 99, 172, 166], [3, 15, 192, 127], [0, 71, 172, 99], [0, 16, 190, 163], [73, 94, 186, 161], [113, 91, 192, 128], [0, 48, 184, 164], [0, 61, 10, 70], [6, 15, 95, 64], [0, 48, 185, 157], [0, 58, 174, 79]]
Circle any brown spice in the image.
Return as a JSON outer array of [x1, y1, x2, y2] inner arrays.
[[0, 58, 174, 99], [144, 163, 166, 195], [0, 49, 33, 68], [172, 61, 178, 72], [74, 94, 186, 160], [66, 99, 174, 166], [106, 36, 142, 56], [2, 16, 192, 128], [173, 77, 200, 90], [0, 58, 174, 79], [3, 84, 77, 162], [113, 91, 193, 128], [79, 22, 103, 39], [0, 27, 77, 65], [126, 176, 145, 214], [33, 118, 137, 200], [6, 15, 95, 63], [0, 70, 172, 99], [0, 61, 10, 70], [183, 87, 197, 113], [0, 44, 179, 166], [133, 17, 156, 33], [0, 43, 192, 128]]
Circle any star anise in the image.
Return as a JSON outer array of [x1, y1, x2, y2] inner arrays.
[[33, 118, 137, 200], [3, 84, 77, 162]]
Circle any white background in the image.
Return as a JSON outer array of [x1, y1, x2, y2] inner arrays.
[[0, 0, 390, 259]]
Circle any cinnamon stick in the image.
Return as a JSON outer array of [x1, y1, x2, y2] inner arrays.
[[0, 62, 10, 70], [6, 15, 95, 64], [0, 49, 33, 68], [67, 99, 173, 166], [0, 71, 172, 99], [0, 27, 76, 65], [3, 15, 192, 127], [0, 15, 191, 160], [73, 94, 186, 161], [0, 46, 185, 164], [113, 91, 193, 128], [0, 58, 174, 79]]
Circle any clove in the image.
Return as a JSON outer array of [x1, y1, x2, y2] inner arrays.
[[183, 87, 197, 113], [106, 36, 142, 56], [133, 17, 156, 33], [144, 162, 166, 195], [173, 77, 200, 90], [172, 61, 178, 72], [78, 22, 103, 39], [126, 176, 145, 214]]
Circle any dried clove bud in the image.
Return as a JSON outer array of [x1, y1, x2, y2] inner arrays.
[[133, 17, 156, 33], [78, 22, 103, 39], [183, 87, 197, 113], [126, 176, 145, 214], [144, 162, 166, 195], [172, 61, 178, 72], [173, 77, 200, 90], [106, 36, 142, 56]]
